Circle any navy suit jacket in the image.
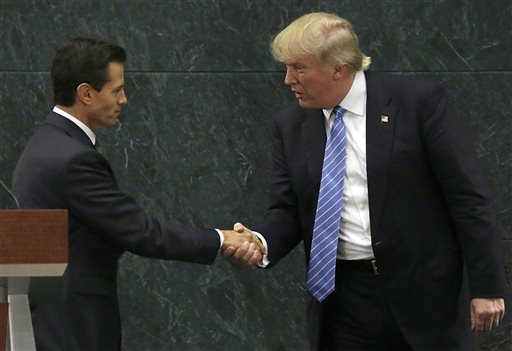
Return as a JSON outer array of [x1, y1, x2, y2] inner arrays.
[[12, 112, 220, 350], [258, 71, 508, 350]]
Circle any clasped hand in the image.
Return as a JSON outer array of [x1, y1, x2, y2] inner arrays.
[[221, 223, 264, 267], [471, 297, 505, 333]]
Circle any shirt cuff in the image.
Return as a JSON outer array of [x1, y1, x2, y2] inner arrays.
[[252, 231, 270, 268], [214, 229, 224, 248]]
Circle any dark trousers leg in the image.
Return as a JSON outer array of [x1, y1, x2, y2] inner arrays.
[[320, 264, 411, 351]]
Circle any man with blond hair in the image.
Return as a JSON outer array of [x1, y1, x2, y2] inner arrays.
[[226, 12, 508, 350]]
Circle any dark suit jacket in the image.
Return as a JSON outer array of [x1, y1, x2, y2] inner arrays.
[[12, 112, 220, 350], [258, 71, 508, 350]]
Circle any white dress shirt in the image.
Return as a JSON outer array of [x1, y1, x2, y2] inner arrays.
[[257, 70, 374, 266], [323, 70, 374, 260]]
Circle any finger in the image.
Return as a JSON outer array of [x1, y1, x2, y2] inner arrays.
[[494, 304, 505, 328], [480, 313, 490, 332], [483, 316, 493, 332], [493, 315, 501, 329], [241, 244, 260, 267], [233, 242, 250, 259], [233, 243, 250, 260], [242, 243, 256, 262], [486, 305, 502, 331], [251, 234, 265, 253], [480, 312, 495, 332], [248, 250, 262, 266], [222, 246, 236, 257], [499, 301, 505, 322], [255, 240, 265, 253], [233, 222, 246, 232], [473, 313, 484, 333]]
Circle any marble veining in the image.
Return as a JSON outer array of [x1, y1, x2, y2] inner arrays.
[[1, 1, 510, 350]]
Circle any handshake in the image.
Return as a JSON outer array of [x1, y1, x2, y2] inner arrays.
[[220, 222, 265, 267]]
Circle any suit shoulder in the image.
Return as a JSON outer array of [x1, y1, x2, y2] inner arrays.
[[366, 71, 448, 109], [274, 100, 301, 116], [273, 101, 309, 126], [367, 71, 442, 93], [15, 123, 102, 181]]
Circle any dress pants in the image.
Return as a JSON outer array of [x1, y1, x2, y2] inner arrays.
[[319, 260, 412, 351]]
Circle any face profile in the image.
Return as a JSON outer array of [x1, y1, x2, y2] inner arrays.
[[86, 62, 127, 130], [283, 54, 342, 109]]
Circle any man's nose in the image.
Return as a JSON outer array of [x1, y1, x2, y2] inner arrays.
[[119, 90, 128, 105], [284, 68, 296, 86]]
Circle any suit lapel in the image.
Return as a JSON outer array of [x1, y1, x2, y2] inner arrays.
[[299, 73, 396, 239], [302, 108, 326, 196], [365, 72, 396, 238]]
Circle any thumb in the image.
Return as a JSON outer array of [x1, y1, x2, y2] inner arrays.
[[233, 222, 246, 232]]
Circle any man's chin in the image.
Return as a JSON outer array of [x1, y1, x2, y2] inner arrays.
[[297, 99, 316, 109], [297, 99, 309, 108], [94, 119, 119, 130], [110, 116, 121, 125]]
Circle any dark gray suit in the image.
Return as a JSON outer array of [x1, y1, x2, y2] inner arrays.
[[257, 71, 509, 350], [13, 112, 220, 350]]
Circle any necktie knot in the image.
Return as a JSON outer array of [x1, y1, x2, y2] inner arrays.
[[333, 106, 346, 121]]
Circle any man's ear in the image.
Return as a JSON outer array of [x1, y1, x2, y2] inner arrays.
[[333, 64, 347, 80], [76, 83, 93, 105]]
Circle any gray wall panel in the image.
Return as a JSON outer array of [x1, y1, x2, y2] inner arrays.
[[1, 1, 510, 350]]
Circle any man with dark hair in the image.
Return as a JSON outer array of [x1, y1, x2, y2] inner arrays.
[[51, 38, 127, 107], [12, 37, 263, 350]]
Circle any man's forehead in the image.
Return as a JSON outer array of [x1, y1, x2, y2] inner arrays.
[[284, 54, 319, 66]]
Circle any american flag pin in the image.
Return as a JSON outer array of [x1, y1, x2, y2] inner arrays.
[[381, 115, 389, 123]]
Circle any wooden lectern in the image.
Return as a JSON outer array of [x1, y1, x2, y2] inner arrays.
[[0, 210, 67, 351]]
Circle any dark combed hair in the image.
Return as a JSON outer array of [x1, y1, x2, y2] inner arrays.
[[51, 37, 126, 106]]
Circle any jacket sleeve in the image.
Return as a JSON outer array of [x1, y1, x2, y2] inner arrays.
[[257, 111, 303, 267], [63, 149, 220, 264], [420, 83, 508, 297]]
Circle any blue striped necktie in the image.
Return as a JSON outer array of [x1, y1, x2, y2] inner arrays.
[[305, 106, 347, 302]]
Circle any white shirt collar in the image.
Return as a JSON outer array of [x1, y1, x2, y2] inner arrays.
[[52, 106, 96, 145], [323, 70, 366, 119]]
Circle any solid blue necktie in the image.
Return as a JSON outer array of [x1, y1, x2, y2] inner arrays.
[[305, 106, 347, 302]]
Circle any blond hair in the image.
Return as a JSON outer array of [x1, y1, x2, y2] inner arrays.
[[271, 12, 371, 71]]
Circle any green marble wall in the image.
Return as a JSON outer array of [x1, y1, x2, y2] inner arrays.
[[1, 0, 510, 350]]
